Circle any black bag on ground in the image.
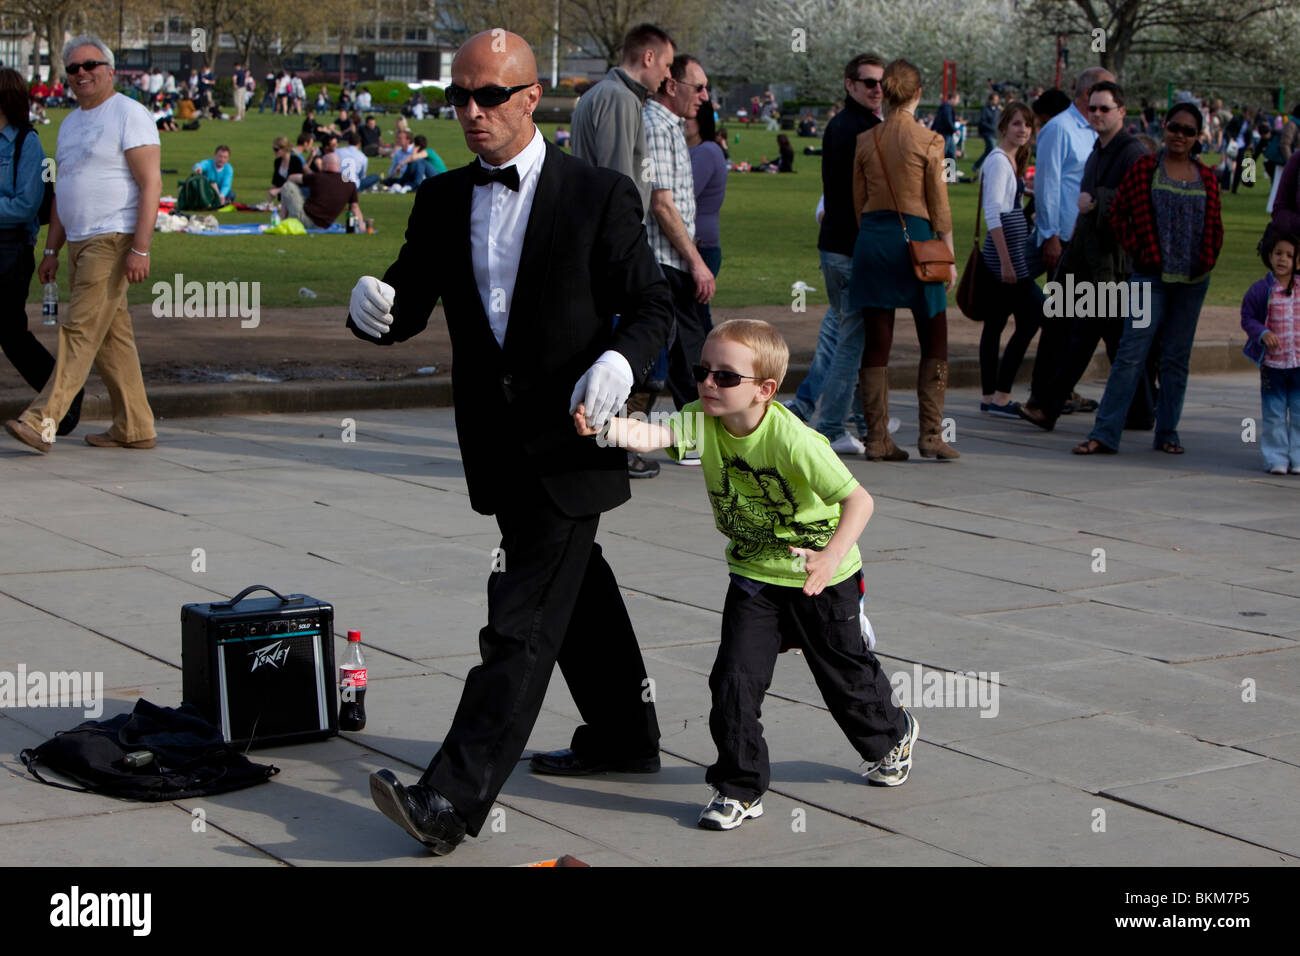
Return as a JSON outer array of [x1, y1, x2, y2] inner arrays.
[[18, 698, 278, 801]]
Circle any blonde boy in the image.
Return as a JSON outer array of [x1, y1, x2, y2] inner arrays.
[[576, 319, 917, 830]]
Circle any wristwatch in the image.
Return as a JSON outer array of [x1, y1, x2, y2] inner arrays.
[[43, 248, 56, 256]]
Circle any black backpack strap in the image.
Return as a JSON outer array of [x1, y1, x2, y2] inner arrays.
[[11, 126, 23, 188], [18, 748, 94, 794]]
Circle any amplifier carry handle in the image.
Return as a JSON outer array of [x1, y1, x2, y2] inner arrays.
[[212, 585, 305, 609]]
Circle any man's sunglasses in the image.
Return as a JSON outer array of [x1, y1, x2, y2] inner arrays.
[[852, 77, 881, 90], [65, 60, 109, 75], [1088, 104, 1117, 113], [692, 364, 764, 388], [444, 83, 534, 108], [1164, 121, 1198, 137]]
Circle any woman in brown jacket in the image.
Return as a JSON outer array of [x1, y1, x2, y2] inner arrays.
[[850, 59, 959, 460]]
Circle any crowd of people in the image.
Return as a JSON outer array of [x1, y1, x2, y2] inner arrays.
[[1, 23, 1294, 862]]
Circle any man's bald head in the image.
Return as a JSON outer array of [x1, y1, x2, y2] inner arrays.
[[322, 152, 341, 172], [449, 29, 543, 166], [452, 29, 538, 87], [1074, 66, 1114, 109]]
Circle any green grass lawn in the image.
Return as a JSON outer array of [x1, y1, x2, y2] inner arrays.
[[30, 107, 1275, 310]]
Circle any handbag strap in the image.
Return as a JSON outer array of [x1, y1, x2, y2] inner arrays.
[[872, 126, 912, 243]]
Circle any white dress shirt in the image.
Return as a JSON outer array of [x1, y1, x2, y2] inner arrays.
[[471, 127, 546, 347]]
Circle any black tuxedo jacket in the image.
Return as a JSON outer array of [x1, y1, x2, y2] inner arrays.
[[347, 139, 673, 517]]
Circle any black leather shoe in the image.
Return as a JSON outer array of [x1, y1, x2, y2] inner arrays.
[[1016, 403, 1056, 432], [628, 452, 660, 479], [529, 748, 661, 776], [369, 769, 466, 855]]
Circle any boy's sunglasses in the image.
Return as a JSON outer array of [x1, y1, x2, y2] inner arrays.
[[1164, 121, 1198, 137], [444, 83, 534, 108], [692, 364, 764, 388], [65, 60, 109, 75], [852, 77, 881, 90]]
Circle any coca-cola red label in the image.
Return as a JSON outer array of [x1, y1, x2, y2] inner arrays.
[[339, 667, 367, 687]]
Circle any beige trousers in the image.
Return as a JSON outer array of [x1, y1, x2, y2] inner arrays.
[[21, 233, 155, 444]]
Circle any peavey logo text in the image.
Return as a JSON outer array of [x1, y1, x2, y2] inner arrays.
[[249, 641, 291, 672], [50, 886, 151, 936]]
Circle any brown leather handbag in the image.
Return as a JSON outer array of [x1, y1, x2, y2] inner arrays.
[[873, 127, 954, 283]]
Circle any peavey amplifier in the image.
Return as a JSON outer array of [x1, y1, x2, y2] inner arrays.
[[182, 586, 337, 749]]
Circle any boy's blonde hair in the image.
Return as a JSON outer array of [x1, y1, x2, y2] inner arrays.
[[706, 319, 789, 393]]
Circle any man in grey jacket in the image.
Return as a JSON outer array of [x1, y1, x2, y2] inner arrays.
[[570, 22, 675, 478], [570, 23, 675, 222]]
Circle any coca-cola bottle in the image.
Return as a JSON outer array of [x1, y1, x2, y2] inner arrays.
[[338, 629, 367, 731]]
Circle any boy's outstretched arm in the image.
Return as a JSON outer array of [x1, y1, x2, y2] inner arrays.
[[790, 485, 875, 596], [574, 404, 676, 454]]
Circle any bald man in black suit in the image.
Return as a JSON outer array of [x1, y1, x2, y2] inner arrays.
[[350, 29, 673, 856]]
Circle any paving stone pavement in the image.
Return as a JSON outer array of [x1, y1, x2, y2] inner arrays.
[[1, 370, 1297, 867]]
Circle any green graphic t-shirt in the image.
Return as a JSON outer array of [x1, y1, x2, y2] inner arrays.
[[664, 400, 862, 587]]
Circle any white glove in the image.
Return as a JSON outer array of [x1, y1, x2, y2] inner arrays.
[[350, 276, 395, 338], [568, 350, 634, 431]]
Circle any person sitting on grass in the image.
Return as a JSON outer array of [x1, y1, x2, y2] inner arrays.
[[358, 114, 385, 156], [269, 135, 304, 200], [192, 145, 234, 204], [759, 134, 794, 173], [574, 318, 918, 831], [152, 103, 177, 131], [278, 151, 363, 230]]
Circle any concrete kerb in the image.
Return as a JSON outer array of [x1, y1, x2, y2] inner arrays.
[[0, 343, 1255, 421]]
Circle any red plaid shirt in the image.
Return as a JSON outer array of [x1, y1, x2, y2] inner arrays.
[[1107, 153, 1223, 280]]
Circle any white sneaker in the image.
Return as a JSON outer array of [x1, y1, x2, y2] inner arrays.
[[863, 710, 918, 787], [829, 433, 865, 455], [698, 791, 764, 830], [672, 451, 703, 466], [1267, 465, 1288, 475]]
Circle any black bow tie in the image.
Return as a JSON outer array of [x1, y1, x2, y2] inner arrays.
[[471, 163, 520, 191]]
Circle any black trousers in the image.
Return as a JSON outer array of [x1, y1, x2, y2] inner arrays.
[[707, 574, 905, 802], [0, 239, 82, 434], [1040, 315, 1159, 423], [0, 240, 52, 391], [421, 483, 660, 836], [662, 264, 709, 410], [973, 257, 1043, 395]]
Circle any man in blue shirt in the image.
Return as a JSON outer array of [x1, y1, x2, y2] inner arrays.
[[0, 71, 81, 435], [1032, 67, 1113, 275], [192, 145, 234, 203], [1023, 67, 1113, 408]]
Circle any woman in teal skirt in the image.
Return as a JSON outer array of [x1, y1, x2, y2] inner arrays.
[[850, 59, 959, 460]]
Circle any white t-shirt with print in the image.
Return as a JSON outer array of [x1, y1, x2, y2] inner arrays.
[[55, 93, 160, 242]]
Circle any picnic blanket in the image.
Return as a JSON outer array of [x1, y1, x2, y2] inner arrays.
[[188, 222, 347, 235]]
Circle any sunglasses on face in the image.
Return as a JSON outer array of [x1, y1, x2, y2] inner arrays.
[[678, 81, 708, 95], [1088, 104, 1117, 113], [445, 83, 534, 108], [1165, 121, 1198, 137], [692, 364, 764, 388], [65, 60, 109, 75], [853, 77, 882, 90]]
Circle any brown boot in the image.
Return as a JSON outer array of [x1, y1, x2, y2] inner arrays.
[[859, 368, 908, 461], [917, 359, 960, 459]]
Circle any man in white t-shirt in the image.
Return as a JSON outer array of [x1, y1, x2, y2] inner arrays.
[[335, 132, 377, 192], [5, 34, 162, 454]]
